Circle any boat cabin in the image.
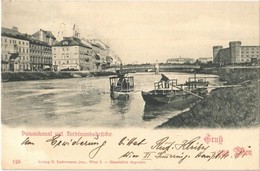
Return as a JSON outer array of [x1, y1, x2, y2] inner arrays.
[[109, 75, 134, 93]]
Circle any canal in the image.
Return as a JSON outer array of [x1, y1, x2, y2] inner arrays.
[[2, 72, 219, 128]]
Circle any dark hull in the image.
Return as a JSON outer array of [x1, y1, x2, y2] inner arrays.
[[141, 88, 207, 108]]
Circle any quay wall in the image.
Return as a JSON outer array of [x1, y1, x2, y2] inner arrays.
[[158, 67, 259, 128], [1, 71, 117, 82]]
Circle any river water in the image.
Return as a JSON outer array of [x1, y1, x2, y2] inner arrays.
[[2, 72, 218, 128]]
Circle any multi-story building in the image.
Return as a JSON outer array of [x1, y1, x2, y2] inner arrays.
[[213, 41, 260, 64], [89, 41, 102, 69], [52, 37, 95, 71], [27, 36, 52, 71], [1, 27, 30, 71], [32, 29, 56, 46]]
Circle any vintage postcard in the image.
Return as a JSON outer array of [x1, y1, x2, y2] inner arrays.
[[1, 0, 259, 170]]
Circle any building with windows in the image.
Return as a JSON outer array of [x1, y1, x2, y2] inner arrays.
[[213, 41, 260, 64], [89, 41, 103, 69], [32, 29, 56, 46], [52, 37, 95, 71], [1, 27, 30, 71], [27, 36, 52, 71]]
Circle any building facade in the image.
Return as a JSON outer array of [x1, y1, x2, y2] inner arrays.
[[52, 37, 95, 71], [1, 27, 30, 71], [213, 41, 260, 64], [28, 36, 52, 71], [1, 27, 55, 71], [32, 29, 56, 46]]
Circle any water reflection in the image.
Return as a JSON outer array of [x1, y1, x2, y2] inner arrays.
[[2, 72, 219, 128], [143, 103, 180, 121], [110, 94, 131, 114]]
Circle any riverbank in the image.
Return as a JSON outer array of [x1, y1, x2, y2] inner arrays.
[[1, 71, 117, 82], [157, 67, 259, 128]]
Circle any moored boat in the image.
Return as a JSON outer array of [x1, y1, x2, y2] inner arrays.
[[141, 75, 209, 108]]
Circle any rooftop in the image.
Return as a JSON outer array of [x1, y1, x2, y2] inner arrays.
[[53, 37, 92, 48], [32, 29, 56, 39], [1, 27, 28, 41]]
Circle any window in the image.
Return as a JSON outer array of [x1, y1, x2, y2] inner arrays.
[[27, 49, 29, 53], [10, 40, 11, 43], [22, 42, 24, 45], [5, 39, 7, 43], [67, 61, 69, 64]]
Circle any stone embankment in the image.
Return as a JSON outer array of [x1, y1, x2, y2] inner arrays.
[[158, 67, 259, 128], [1, 71, 116, 82]]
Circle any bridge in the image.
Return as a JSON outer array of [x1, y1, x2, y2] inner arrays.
[[120, 64, 202, 73]]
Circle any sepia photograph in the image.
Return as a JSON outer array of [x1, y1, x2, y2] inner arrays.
[[1, 0, 259, 170]]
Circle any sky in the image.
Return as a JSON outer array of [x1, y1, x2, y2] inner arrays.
[[2, 1, 260, 64]]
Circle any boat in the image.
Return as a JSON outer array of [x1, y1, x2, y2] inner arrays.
[[141, 75, 209, 108], [109, 70, 134, 100]]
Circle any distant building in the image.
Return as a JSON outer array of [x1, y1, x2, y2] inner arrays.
[[197, 57, 212, 64], [32, 29, 56, 46], [52, 37, 95, 71], [166, 57, 196, 64], [213, 41, 260, 64], [89, 40, 109, 69], [27, 36, 52, 71], [1, 27, 30, 71]]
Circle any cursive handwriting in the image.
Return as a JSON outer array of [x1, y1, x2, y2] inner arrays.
[[119, 151, 139, 159], [175, 136, 209, 152], [118, 136, 147, 146], [151, 137, 175, 153], [195, 150, 229, 161], [46, 134, 106, 159], [21, 137, 35, 145]]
